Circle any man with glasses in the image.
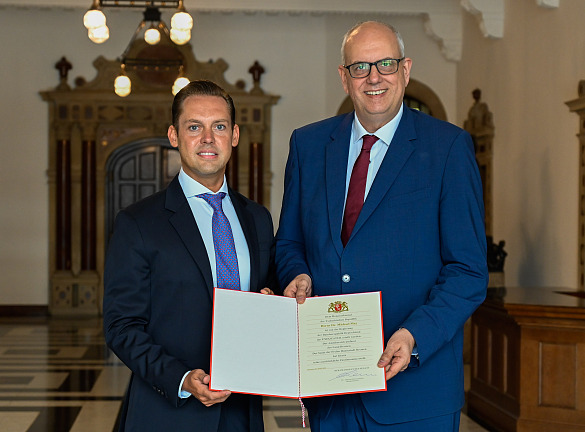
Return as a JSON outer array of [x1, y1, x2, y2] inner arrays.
[[276, 21, 487, 431]]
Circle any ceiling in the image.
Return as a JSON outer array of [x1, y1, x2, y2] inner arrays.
[[0, 0, 560, 61]]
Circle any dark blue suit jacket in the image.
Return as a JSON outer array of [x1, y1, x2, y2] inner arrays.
[[103, 176, 277, 431], [275, 106, 488, 424]]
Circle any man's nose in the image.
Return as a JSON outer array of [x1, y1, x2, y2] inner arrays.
[[367, 65, 382, 83], [201, 128, 214, 142]]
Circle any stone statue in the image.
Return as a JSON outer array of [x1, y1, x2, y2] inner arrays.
[[464, 88, 494, 135], [486, 236, 507, 273]]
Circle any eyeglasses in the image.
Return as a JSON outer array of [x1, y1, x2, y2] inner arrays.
[[343, 57, 405, 79]]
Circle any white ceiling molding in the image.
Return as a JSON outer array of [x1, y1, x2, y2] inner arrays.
[[461, 0, 504, 39], [536, 0, 560, 8], [6, 0, 557, 62], [424, 12, 463, 62], [0, 0, 461, 14], [0, 0, 466, 62]]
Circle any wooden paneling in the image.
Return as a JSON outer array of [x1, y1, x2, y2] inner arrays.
[[539, 342, 576, 408], [468, 287, 585, 432]]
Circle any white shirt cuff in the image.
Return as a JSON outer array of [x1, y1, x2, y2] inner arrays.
[[178, 370, 192, 399]]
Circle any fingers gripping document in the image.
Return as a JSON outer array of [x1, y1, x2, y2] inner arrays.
[[210, 289, 386, 398]]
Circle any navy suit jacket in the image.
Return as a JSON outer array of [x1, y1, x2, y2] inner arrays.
[[103, 176, 277, 432], [275, 106, 488, 424]]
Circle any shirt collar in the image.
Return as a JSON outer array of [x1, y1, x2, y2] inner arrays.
[[352, 103, 404, 147], [178, 168, 229, 198]]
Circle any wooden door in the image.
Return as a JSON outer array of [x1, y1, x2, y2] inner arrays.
[[105, 138, 180, 243]]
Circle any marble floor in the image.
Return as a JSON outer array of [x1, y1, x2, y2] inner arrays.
[[0, 317, 490, 432]]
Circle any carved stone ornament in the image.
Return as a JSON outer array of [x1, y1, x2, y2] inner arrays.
[[40, 39, 279, 315]]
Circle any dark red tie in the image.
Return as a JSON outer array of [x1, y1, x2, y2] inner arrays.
[[341, 135, 378, 246]]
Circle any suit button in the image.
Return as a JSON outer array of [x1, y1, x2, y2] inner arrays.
[[342, 274, 350, 283]]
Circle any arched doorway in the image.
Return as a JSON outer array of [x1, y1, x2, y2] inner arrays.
[[105, 138, 180, 245]]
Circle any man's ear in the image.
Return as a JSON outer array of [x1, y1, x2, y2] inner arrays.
[[402, 58, 412, 87], [232, 124, 240, 148], [168, 125, 178, 148], [338, 66, 350, 95]]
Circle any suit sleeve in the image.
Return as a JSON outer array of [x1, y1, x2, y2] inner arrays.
[[258, 204, 281, 295], [275, 130, 312, 287], [400, 130, 488, 364], [103, 210, 189, 408]]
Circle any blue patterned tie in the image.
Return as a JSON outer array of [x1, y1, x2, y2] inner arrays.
[[197, 192, 241, 290]]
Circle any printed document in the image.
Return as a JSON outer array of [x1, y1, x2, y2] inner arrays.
[[210, 289, 386, 398]]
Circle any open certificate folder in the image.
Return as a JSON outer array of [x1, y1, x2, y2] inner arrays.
[[209, 289, 387, 398]]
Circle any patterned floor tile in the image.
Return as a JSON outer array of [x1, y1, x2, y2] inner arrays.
[[0, 317, 488, 431]]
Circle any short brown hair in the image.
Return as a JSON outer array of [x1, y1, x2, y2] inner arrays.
[[171, 80, 236, 130]]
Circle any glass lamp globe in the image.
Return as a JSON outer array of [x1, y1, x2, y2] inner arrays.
[[171, 11, 193, 31], [170, 28, 191, 45], [88, 25, 110, 44], [114, 75, 131, 97], [144, 27, 161, 45], [83, 9, 106, 29], [172, 76, 190, 95]]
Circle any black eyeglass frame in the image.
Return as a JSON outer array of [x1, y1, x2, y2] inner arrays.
[[343, 57, 405, 79]]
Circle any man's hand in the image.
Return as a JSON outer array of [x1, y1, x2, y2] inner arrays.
[[181, 369, 231, 407], [260, 287, 274, 295], [377, 328, 415, 380], [283, 274, 312, 304]]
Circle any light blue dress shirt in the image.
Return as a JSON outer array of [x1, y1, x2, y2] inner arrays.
[[177, 168, 251, 398], [344, 103, 404, 203], [178, 168, 251, 292]]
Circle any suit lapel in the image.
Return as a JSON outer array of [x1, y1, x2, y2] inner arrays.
[[351, 107, 416, 240], [165, 176, 214, 298], [326, 113, 354, 257], [229, 189, 260, 292]]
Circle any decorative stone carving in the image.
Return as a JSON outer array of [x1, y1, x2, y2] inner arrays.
[[486, 236, 507, 288], [41, 43, 279, 316], [536, 0, 560, 8], [464, 88, 495, 236], [461, 0, 504, 39], [464, 89, 503, 287], [464, 88, 495, 135]]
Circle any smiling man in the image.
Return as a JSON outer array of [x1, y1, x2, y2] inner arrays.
[[104, 80, 277, 432], [338, 22, 411, 133], [276, 21, 488, 431]]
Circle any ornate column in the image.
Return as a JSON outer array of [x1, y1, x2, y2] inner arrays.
[[566, 81, 585, 291], [55, 124, 72, 271], [49, 120, 101, 315], [81, 123, 97, 271], [248, 126, 264, 204], [50, 121, 79, 313]]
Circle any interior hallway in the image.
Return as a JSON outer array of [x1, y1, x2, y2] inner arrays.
[[0, 316, 489, 431]]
